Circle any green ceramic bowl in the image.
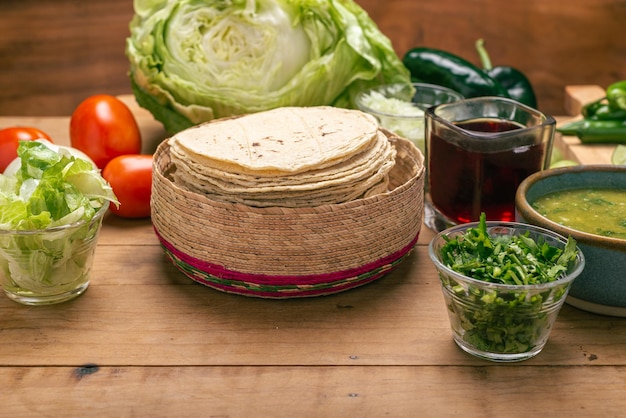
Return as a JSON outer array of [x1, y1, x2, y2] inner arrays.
[[515, 165, 626, 317]]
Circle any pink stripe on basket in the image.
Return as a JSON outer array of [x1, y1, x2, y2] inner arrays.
[[154, 226, 419, 286]]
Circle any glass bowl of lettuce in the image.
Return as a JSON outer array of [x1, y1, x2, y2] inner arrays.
[[0, 140, 117, 305], [428, 214, 585, 362]]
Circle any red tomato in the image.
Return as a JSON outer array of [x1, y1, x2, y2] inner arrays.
[[0, 126, 53, 172], [102, 154, 153, 218], [70, 95, 142, 169]]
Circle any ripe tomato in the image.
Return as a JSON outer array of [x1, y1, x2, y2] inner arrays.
[[70, 95, 142, 169], [102, 154, 153, 219], [0, 126, 52, 172]]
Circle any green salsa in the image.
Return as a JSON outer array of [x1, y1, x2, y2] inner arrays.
[[532, 188, 626, 239]]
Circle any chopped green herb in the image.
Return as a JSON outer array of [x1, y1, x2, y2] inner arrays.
[[441, 213, 577, 286], [438, 213, 579, 354]]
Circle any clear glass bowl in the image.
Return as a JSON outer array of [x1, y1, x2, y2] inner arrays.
[[354, 82, 464, 154], [0, 205, 107, 305], [428, 221, 585, 362]]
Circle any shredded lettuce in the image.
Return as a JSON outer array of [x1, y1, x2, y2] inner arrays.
[[126, 0, 412, 133], [0, 141, 118, 297]]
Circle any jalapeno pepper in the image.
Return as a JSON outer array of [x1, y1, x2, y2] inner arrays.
[[560, 80, 626, 143], [607, 80, 626, 111], [475, 39, 537, 108], [558, 118, 626, 143], [402, 47, 509, 99], [582, 99, 608, 118], [582, 98, 626, 120]]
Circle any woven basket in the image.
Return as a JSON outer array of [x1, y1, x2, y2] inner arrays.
[[151, 132, 425, 298]]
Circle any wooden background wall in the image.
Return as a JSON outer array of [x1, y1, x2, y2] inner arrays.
[[1, 0, 625, 118]]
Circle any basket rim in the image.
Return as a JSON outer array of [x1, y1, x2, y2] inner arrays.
[[152, 133, 425, 214]]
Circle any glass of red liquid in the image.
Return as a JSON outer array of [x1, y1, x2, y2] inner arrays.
[[425, 97, 556, 231]]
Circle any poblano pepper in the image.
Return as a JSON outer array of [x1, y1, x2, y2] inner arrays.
[[402, 43, 537, 108], [475, 39, 538, 108], [402, 47, 509, 99]]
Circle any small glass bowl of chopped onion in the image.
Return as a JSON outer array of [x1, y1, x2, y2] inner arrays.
[[355, 82, 464, 155], [428, 218, 585, 362]]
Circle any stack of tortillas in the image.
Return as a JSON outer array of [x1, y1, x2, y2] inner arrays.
[[167, 106, 397, 207]]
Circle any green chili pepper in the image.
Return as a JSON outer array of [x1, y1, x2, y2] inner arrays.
[[592, 105, 626, 120], [607, 80, 626, 111], [558, 119, 626, 143], [582, 99, 626, 120], [475, 39, 538, 108], [564, 81, 626, 142], [402, 47, 509, 99], [582, 98, 607, 118]]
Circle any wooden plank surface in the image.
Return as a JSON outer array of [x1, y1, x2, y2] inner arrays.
[[2, 244, 625, 368], [2, 365, 625, 417], [1, 86, 626, 416]]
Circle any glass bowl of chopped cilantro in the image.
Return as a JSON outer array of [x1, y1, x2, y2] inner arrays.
[[0, 141, 117, 305], [428, 213, 585, 362]]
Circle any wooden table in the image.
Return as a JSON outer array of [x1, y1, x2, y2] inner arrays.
[[1, 96, 625, 417]]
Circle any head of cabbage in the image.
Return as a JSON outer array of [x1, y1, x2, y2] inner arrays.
[[126, 0, 412, 133]]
